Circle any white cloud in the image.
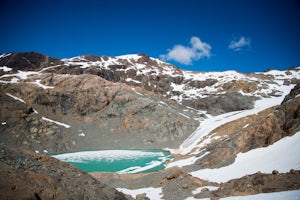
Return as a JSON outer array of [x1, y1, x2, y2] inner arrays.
[[160, 36, 211, 65], [228, 36, 251, 51]]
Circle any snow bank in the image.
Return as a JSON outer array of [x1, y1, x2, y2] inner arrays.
[[131, 87, 143, 96], [166, 152, 209, 168], [191, 131, 300, 183]]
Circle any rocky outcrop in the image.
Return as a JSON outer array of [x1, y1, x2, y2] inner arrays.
[[0, 52, 62, 72], [222, 79, 259, 93], [185, 82, 300, 170], [183, 92, 255, 115], [238, 82, 300, 152], [44, 54, 183, 95], [0, 145, 129, 200], [92, 167, 300, 200], [92, 167, 209, 200], [0, 88, 72, 153], [194, 170, 300, 199]]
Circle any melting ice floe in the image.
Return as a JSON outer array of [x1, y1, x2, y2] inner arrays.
[[53, 150, 165, 163], [117, 160, 163, 174]]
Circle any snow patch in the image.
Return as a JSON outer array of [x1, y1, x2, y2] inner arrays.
[[192, 186, 219, 195], [166, 152, 209, 168], [131, 88, 143, 96], [126, 78, 141, 83], [117, 187, 163, 200], [0, 53, 11, 59], [41, 117, 71, 128], [179, 112, 190, 119], [0, 66, 12, 72], [243, 123, 249, 129], [0, 70, 38, 81], [6, 93, 26, 103], [34, 80, 54, 89]]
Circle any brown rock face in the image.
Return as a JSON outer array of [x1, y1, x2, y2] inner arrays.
[[1, 73, 198, 152], [0, 145, 128, 200], [0, 88, 71, 153], [238, 82, 300, 153], [223, 80, 258, 93]]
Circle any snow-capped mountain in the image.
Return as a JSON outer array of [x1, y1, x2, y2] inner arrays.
[[0, 52, 300, 200]]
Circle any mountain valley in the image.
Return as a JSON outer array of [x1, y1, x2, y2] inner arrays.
[[0, 52, 299, 199]]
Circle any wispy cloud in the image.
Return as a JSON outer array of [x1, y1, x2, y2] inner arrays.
[[160, 36, 211, 65], [228, 36, 251, 51]]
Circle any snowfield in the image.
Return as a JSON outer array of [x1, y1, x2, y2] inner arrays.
[[191, 130, 300, 183]]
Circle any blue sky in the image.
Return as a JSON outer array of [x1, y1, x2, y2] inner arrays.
[[1, 0, 299, 72]]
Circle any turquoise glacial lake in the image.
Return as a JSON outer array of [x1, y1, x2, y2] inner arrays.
[[52, 149, 172, 174]]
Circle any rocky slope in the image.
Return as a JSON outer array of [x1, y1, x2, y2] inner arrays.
[[0, 52, 199, 153], [0, 52, 300, 199], [0, 144, 129, 200], [93, 82, 300, 200], [93, 168, 300, 200], [181, 82, 300, 171]]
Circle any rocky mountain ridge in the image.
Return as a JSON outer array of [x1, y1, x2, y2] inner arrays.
[[1, 52, 300, 199]]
